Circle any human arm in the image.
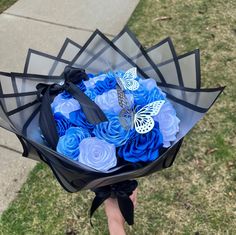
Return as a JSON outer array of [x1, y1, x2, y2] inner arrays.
[[104, 189, 137, 235]]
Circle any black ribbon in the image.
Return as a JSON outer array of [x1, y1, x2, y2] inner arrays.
[[90, 180, 138, 226], [37, 66, 108, 150]]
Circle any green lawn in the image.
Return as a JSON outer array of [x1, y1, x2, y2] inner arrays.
[[1, 0, 236, 234], [0, 0, 17, 13]]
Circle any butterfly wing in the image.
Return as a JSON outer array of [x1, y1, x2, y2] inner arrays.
[[123, 79, 140, 91], [134, 100, 165, 134], [121, 67, 140, 91], [123, 67, 137, 80], [136, 100, 165, 116], [134, 115, 155, 134]]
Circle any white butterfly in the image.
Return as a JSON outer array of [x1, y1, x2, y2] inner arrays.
[[119, 100, 165, 134], [116, 67, 140, 91]]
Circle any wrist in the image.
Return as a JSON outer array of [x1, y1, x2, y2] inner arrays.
[[108, 218, 126, 235]]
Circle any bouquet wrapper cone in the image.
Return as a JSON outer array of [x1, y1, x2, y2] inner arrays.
[[0, 28, 224, 193]]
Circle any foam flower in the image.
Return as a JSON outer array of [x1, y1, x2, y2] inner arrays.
[[51, 93, 80, 119], [56, 127, 90, 161], [93, 114, 133, 147], [154, 101, 180, 147], [95, 89, 134, 114], [84, 74, 107, 88], [118, 123, 163, 162], [78, 137, 117, 172]]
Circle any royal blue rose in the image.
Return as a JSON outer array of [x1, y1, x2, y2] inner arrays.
[[93, 114, 133, 147], [87, 73, 95, 78], [132, 83, 166, 106], [118, 123, 163, 163], [56, 127, 91, 161], [94, 72, 116, 95], [132, 83, 150, 106], [54, 112, 73, 137], [69, 109, 95, 132], [147, 87, 166, 103]]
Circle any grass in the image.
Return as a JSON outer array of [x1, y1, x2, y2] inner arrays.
[[0, 0, 236, 234], [0, 0, 17, 13]]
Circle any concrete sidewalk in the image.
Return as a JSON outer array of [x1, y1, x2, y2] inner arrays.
[[0, 0, 139, 214]]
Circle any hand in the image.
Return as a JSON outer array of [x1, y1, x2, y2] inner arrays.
[[104, 189, 137, 235]]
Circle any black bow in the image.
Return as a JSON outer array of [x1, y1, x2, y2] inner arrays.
[[37, 66, 108, 150], [90, 180, 138, 226]]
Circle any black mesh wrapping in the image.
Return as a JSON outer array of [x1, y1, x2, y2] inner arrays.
[[0, 28, 224, 192]]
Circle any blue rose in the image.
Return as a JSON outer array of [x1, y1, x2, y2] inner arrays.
[[139, 78, 158, 91], [132, 83, 166, 106], [95, 89, 134, 114], [147, 87, 166, 103], [79, 137, 117, 172], [51, 93, 81, 119], [87, 73, 95, 78], [154, 101, 180, 147], [69, 109, 95, 132], [118, 123, 163, 162], [56, 127, 91, 161], [94, 73, 116, 95], [93, 114, 133, 147], [132, 83, 150, 106], [54, 112, 73, 137], [84, 74, 107, 89]]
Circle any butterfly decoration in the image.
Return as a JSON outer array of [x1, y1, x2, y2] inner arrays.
[[115, 67, 165, 134], [116, 67, 140, 91], [119, 100, 165, 134], [116, 85, 132, 109]]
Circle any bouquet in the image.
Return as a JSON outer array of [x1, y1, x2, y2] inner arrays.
[[0, 27, 224, 225]]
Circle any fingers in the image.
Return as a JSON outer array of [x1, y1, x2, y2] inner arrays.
[[129, 188, 138, 208]]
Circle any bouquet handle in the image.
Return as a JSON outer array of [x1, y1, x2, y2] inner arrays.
[[90, 180, 138, 226]]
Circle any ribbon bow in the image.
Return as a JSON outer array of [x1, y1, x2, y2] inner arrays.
[[37, 66, 107, 150], [90, 180, 138, 226]]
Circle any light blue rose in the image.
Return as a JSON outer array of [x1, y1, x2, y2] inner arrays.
[[56, 127, 90, 161], [154, 101, 180, 147], [93, 114, 133, 147], [51, 93, 81, 119], [95, 89, 134, 114], [78, 137, 117, 172], [139, 78, 158, 91], [84, 74, 107, 89]]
